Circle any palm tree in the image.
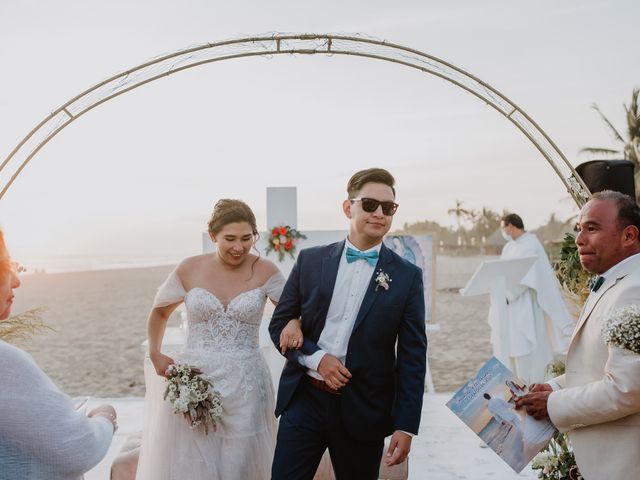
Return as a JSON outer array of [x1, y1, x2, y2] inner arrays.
[[447, 200, 473, 248], [471, 207, 502, 242], [581, 88, 640, 199], [447, 199, 472, 231]]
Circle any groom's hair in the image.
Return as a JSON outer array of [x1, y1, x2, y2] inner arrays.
[[347, 168, 396, 198]]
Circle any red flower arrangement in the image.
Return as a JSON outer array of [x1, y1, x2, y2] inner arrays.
[[265, 225, 306, 261]]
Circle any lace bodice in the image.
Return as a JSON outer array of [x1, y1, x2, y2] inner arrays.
[[184, 288, 267, 353], [153, 267, 286, 355]]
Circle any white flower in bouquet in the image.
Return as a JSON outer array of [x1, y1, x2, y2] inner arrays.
[[175, 398, 189, 413], [602, 304, 640, 354], [532, 451, 559, 471], [164, 364, 223, 435], [532, 432, 582, 479]]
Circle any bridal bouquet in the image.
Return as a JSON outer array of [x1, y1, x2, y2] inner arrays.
[[164, 364, 222, 435]]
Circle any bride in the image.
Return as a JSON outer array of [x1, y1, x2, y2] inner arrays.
[[136, 199, 302, 480]]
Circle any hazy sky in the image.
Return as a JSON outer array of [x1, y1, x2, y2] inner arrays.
[[0, 1, 638, 266]]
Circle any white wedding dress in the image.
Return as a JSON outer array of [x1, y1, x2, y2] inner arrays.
[[135, 269, 285, 480]]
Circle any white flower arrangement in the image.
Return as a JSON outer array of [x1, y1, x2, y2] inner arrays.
[[531, 432, 582, 479], [531, 451, 559, 473], [602, 304, 640, 355], [164, 364, 223, 435], [374, 269, 392, 291]]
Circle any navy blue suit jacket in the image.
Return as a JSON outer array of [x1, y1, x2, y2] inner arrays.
[[269, 241, 427, 441]]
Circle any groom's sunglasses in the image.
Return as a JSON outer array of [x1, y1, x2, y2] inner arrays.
[[350, 198, 399, 216]]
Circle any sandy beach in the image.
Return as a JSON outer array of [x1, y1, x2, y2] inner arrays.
[[12, 254, 496, 397]]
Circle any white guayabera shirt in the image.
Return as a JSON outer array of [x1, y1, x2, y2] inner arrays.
[[0, 340, 113, 480]]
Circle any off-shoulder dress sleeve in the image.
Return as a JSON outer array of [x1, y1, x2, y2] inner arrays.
[[262, 270, 286, 302], [152, 268, 187, 308]]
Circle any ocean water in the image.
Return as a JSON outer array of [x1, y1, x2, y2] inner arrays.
[[19, 253, 184, 274]]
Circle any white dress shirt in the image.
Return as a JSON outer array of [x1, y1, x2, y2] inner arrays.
[[299, 238, 381, 380]]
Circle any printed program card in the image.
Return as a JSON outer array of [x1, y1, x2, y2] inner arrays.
[[446, 357, 556, 473]]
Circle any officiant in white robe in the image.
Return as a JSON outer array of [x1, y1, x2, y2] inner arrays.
[[488, 214, 574, 384]]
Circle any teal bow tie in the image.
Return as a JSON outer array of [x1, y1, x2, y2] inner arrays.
[[345, 247, 379, 266], [590, 275, 605, 292]]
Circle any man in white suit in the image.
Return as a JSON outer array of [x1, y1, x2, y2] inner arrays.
[[516, 190, 640, 479]]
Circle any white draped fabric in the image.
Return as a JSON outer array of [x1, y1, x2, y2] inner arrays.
[[135, 269, 285, 480], [488, 233, 574, 384], [0, 340, 113, 480]]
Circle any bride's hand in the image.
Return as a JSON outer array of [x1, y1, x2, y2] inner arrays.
[[280, 318, 304, 354], [150, 351, 175, 377]]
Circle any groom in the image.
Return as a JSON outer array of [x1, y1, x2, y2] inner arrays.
[[269, 168, 427, 479]]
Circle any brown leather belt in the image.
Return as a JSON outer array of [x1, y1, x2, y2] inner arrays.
[[305, 375, 342, 395]]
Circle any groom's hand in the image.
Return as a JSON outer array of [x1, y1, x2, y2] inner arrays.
[[317, 354, 352, 390], [385, 431, 412, 466]]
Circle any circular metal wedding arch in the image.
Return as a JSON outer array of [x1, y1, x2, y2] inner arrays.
[[0, 33, 590, 204]]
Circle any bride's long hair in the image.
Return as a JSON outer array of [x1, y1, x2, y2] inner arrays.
[[207, 199, 261, 277]]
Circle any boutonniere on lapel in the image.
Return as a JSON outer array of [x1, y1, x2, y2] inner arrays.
[[602, 304, 640, 354], [374, 269, 392, 291]]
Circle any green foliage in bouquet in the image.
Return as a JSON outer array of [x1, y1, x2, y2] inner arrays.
[[532, 432, 583, 479], [0, 308, 50, 345], [553, 233, 593, 305]]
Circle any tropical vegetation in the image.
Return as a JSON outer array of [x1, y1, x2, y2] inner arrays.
[[581, 88, 639, 201]]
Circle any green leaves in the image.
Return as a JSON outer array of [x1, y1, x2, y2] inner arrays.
[[553, 233, 592, 304], [532, 432, 583, 479], [582, 88, 640, 167]]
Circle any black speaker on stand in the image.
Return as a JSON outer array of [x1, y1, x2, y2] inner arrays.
[[575, 159, 636, 200]]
